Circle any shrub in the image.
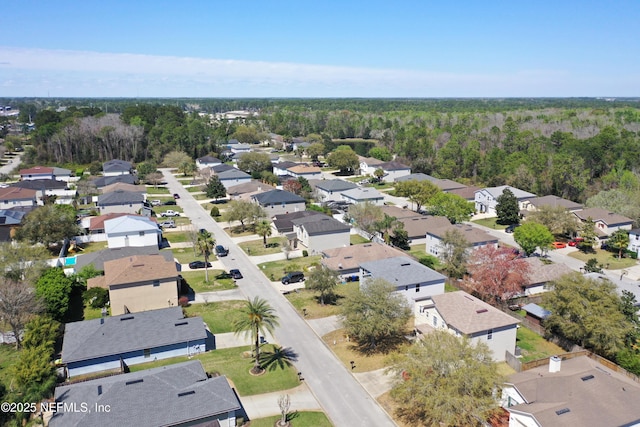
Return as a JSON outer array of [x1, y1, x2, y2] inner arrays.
[[302, 250, 309, 257], [210, 206, 220, 217], [84, 287, 109, 309], [75, 168, 84, 177], [178, 296, 190, 307], [418, 255, 438, 269]]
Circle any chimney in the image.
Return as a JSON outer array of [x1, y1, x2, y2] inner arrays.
[[549, 355, 562, 373]]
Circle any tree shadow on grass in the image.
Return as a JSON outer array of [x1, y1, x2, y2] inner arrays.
[[351, 334, 409, 356], [259, 346, 299, 371]]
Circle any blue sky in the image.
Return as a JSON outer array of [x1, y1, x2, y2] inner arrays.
[[1, 1, 638, 97]]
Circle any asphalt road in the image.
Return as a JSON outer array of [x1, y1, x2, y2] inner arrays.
[[161, 169, 396, 427]]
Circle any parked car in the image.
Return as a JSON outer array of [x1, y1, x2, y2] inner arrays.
[[161, 210, 180, 217], [505, 224, 521, 233], [163, 200, 177, 206], [552, 241, 567, 249], [188, 261, 212, 269], [150, 199, 161, 206], [230, 269, 243, 279], [173, 193, 181, 199], [568, 237, 584, 246], [215, 245, 229, 257], [281, 271, 305, 284], [159, 220, 176, 228]]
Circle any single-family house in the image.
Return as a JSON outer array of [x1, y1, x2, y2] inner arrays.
[[69, 246, 174, 273], [292, 139, 311, 152], [196, 155, 222, 169], [360, 256, 446, 306], [573, 207, 633, 238], [292, 214, 350, 254], [19, 166, 72, 182], [379, 205, 423, 220], [87, 254, 179, 315], [100, 182, 147, 195], [426, 223, 499, 256], [377, 161, 411, 182], [0, 209, 26, 242], [400, 215, 452, 242], [10, 179, 76, 204], [273, 161, 301, 176], [227, 180, 271, 201], [252, 189, 306, 218], [321, 242, 407, 280], [475, 185, 537, 215], [502, 355, 640, 427], [448, 185, 482, 202], [0, 187, 39, 208], [395, 173, 467, 192], [395, 173, 436, 183], [628, 229, 640, 253], [341, 187, 385, 206], [272, 211, 326, 234], [92, 174, 138, 189], [96, 190, 147, 215], [60, 307, 210, 378], [415, 291, 520, 362], [104, 215, 162, 249], [287, 164, 322, 179], [311, 179, 358, 202], [50, 360, 242, 427], [521, 257, 573, 296], [358, 156, 386, 176], [216, 168, 252, 189], [229, 142, 253, 154], [211, 163, 237, 174], [521, 195, 583, 213], [103, 159, 133, 176]]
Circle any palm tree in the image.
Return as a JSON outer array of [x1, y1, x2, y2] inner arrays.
[[233, 297, 280, 374], [195, 230, 215, 282], [608, 229, 630, 259], [255, 219, 273, 247]]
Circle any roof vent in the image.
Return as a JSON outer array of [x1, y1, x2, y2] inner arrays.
[[555, 408, 570, 416], [120, 316, 134, 321], [363, 244, 372, 247], [175, 321, 188, 326], [178, 390, 195, 397], [125, 379, 143, 386], [344, 256, 353, 259], [476, 309, 488, 314], [581, 374, 595, 381]]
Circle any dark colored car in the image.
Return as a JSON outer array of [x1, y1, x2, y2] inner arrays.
[[215, 245, 229, 257], [173, 193, 180, 199], [163, 200, 177, 205], [188, 261, 212, 269], [281, 271, 305, 284], [229, 269, 243, 279], [505, 224, 520, 233]]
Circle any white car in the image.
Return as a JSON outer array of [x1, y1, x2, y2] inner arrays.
[[159, 220, 176, 228], [150, 199, 161, 206], [161, 210, 180, 217]]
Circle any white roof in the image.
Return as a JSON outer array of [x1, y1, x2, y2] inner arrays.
[[104, 215, 160, 235]]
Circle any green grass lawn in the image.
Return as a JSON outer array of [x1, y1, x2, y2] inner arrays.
[[73, 241, 108, 254], [238, 237, 286, 256], [183, 300, 246, 333], [407, 244, 428, 259], [249, 412, 332, 427], [83, 305, 110, 320], [166, 247, 199, 264], [350, 234, 370, 245], [0, 345, 20, 390], [129, 346, 300, 396], [187, 185, 204, 193], [364, 182, 395, 190], [181, 270, 237, 293], [568, 248, 637, 270], [516, 326, 565, 363], [286, 281, 358, 318], [471, 217, 507, 230], [146, 186, 171, 194], [193, 193, 212, 200], [165, 231, 194, 244], [257, 256, 322, 282], [154, 205, 184, 215]]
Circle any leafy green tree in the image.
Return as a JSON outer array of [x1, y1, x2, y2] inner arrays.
[[0, 242, 49, 283], [135, 161, 157, 180], [578, 218, 599, 252], [205, 175, 227, 200], [162, 150, 191, 168], [84, 287, 109, 309], [389, 330, 503, 427], [10, 345, 57, 405], [326, 146, 359, 174], [306, 268, 338, 305], [232, 125, 260, 144], [233, 297, 280, 374], [394, 180, 440, 212], [225, 200, 266, 232], [178, 160, 196, 176], [346, 201, 383, 234], [35, 268, 73, 322], [428, 192, 475, 224], [368, 147, 392, 161], [543, 273, 633, 358], [22, 315, 61, 354], [255, 219, 273, 247], [195, 230, 215, 283], [374, 214, 399, 244], [609, 229, 630, 258], [373, 168, 385, 183], [439, 228, 469, 279], [340, 278, 411, 352], [584, 258, 603, 273], [495, 188, 519, 225], [306, 142, 326, 162], [0, 278, 42, 349], [237, 152, 272, 175], [260, 171, 279, 185], [526, 205, 579, 237], [513, 222, 554, 255], [16, 204, 80, 247]]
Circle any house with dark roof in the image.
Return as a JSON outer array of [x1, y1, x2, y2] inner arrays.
[[252, 189, 305, 218], [573, 207, 633, 238], [211, 163, 237, 174], [414, 291, 520, 362], [0, 209, 26, 242], [340, 187, 385, 206], [100, 182, 146, 195], [96, 190, 147, 215], [50, 360, 242, 427], [360, 256, 446, 306], [322, 242, 407, 279], [104, 215, 161, 249], [311, 179, 358, 202], [475, 185, 537, 215], [426, 223, 499, 256], [87, 255, 179, 315], [103, 159, 132, 176], [292, 214, 350, 254], [195, 155, 222, 170], [502, 355, 640, 426], [273, 161, 301, 176], [93, 174, 138, 188], [66, 246, 174, 273], [216, 168, 252, 189], [0, 187, 38, 208], [377, 161, 411, 182], [272, 211, 325, 234], [10, 179, 76, 205], [61, 307, 210, 378]]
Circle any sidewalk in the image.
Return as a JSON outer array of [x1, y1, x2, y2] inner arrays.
[[241, 384, 322, 420]]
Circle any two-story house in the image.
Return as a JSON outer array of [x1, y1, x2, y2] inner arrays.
[[474, 185, 537, 215], [252, 189, 306, 218]]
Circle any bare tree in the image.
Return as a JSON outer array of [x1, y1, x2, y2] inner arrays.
[[277, 394, 291, 426], [0, 278, 42, 349]]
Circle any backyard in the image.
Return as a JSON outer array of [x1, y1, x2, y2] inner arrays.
[[183, 300, 246, 333], [516, 326, 565, 363]]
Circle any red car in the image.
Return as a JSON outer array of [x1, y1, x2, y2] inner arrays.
[[552, 241, 567, 249], [568, 237, 584, 247]]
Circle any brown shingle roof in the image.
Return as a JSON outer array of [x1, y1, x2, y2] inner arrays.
[[379, 205, 422, 219], [0, 187, 38, 201], [321, 242, 407, 272], [447, 185, 482, 200], [102, 255, 177, 287], [432, 291, 520, 334], [523, 258, 573, 287], [574, 207, 633, 226], [527, 195, 583, 211], [427, 223, 498, 245], [398, 215, 451, 239], [20, 166, 54, 175], [100, 183, 147, 194], [288, 165, 321, 174]]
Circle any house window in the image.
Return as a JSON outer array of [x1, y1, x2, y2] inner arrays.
[[153, 280, 160, 287], [144, 348, 151, 358], [416, 284, 420, 292], [433, 317, 437, 327], [139, 231, 145, 236], [487, 329, 493, 340], [405, 286, 408, 291]]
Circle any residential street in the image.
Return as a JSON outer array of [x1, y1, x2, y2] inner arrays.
[[161, 169, 397, 427]]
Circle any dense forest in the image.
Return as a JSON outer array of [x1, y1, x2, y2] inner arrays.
[[5, 98, 640, 211]]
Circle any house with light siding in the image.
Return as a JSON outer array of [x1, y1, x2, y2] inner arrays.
[[196, 155, 222, 169], [475, 185, 536, 216], [0, 187, 39, 208], [103, 159, 133, 176], [96, 190, 147, 215], [340, 187, 385, 206], [321, 242, 407, 280], [311, 179, 358, 202], [573, 207, 633, 238], [104, 215, 161, 249], [292, 214, 350, 254], [425, 223, 499, 256], [252, 189, 305, 218]]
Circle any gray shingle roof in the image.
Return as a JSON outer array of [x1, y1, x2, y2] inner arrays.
[[253, 189, 305, 205], [10, 179, 68, 190], [314, 179, 358, 192], [360, 256, 446, 287], [97, 190, 145, 206], [216, 169, 251, 180], [93, 175, 138, 188], [292, 215, 350, 235], [211, 163, 236, 174], [51, 361, 241, 427], [103, 159, 132, 173], [73, 246, 173, 271], [273, 211, 324, 233], [341, 187, 384, 201], [395, 173, 438, 183], [62, 307, 207, 363]]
